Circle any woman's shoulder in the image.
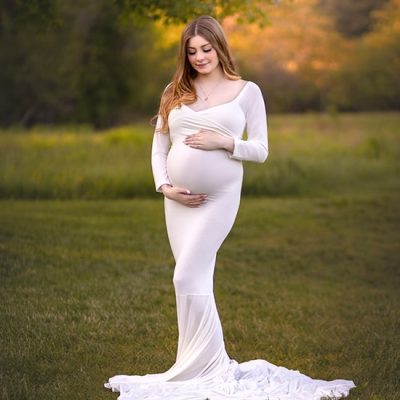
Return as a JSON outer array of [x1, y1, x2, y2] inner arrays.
[[227, 79, 260, 98], [242, 80, 261, 91], [239, 80, 263, 100]]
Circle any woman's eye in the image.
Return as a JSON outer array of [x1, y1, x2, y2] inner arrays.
[[203, 48, 212, 53], [188, 52, 196, 56]]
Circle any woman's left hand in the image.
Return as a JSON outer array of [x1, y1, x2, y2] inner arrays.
[[184, 129, 234, 152]]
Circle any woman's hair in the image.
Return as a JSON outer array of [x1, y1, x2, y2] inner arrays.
[[156, 15, 240, 133]]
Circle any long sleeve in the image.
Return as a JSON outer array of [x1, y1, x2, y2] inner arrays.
[[230, 82, 269, 163], [151, 115, 172, 192]]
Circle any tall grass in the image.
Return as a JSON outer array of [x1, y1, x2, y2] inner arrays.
[[0, 112, 399, 199]]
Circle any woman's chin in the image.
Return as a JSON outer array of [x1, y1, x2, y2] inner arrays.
[[195, 68, 210, 75]]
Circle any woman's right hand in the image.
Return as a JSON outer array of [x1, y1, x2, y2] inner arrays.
[[160, 185, 207, 208]]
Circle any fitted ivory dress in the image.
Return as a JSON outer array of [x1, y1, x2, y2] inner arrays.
[[104, 81, 356, 399]]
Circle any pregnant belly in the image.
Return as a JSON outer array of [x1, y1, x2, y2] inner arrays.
[[167, 142, 243, 195]]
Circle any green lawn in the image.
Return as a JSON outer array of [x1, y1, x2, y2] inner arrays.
[[1, 194, 399, 400], [0, 112, 399, 399]]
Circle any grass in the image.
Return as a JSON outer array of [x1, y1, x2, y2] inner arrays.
[[0, 112, 399, 399], [0, 112, 399, 199], [1, 194, 399, 400]]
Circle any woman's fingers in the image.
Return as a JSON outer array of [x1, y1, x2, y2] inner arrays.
[[183, 194, 207, 203], [162, 185, 207, 207], [183, 137, 201, 146], [173, 189, 207, 207], [184, 130, 224, 151], [184, 132, 203, 144], [180, 193, 207, 207]]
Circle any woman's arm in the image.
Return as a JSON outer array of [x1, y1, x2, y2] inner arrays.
[[229, 82, 268, 163], [151, 116, 172, 192]]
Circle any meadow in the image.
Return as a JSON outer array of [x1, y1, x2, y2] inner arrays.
[[0, 112, 399, 199], [0, 112, 399, 400]]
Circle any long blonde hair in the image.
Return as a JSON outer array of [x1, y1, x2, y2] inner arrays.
[[156, 15, 240, 133]]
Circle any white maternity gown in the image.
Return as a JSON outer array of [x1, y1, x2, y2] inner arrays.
[[104, 81, 356, 399]]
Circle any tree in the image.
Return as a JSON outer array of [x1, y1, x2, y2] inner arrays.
[[0, 0, 277, 127], [328, 0, 400, 110], [0, 0, 61, 32], [0, 0, 165, 127], [226, 0, 347, 112], [1, 0, 276, 31], [318, 0, 389, 37]]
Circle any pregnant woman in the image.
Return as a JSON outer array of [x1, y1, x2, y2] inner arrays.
[[104, 15, 356, 400]]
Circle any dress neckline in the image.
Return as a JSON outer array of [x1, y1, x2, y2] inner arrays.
[[182, 81, 250, 113]]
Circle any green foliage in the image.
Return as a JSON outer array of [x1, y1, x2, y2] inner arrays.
[[0, 0, 399, 126], [74, 2, 129, 128], [0, 0, 61, 32], [3, 0, 273, 28], [0, 0, 275, 128], [0, 1, 172, 128], [0, 113, 399, 199]]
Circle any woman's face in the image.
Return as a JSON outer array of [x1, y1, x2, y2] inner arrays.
[[187, 35, 219, 75]]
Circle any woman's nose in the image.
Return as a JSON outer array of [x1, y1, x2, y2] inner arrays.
[[195, 52, 205, 62]]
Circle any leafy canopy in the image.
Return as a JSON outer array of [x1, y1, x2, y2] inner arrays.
[[1, 0, 276, 31]]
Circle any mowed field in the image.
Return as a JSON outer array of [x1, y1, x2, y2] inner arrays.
[[0, 112, 399, 400]]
